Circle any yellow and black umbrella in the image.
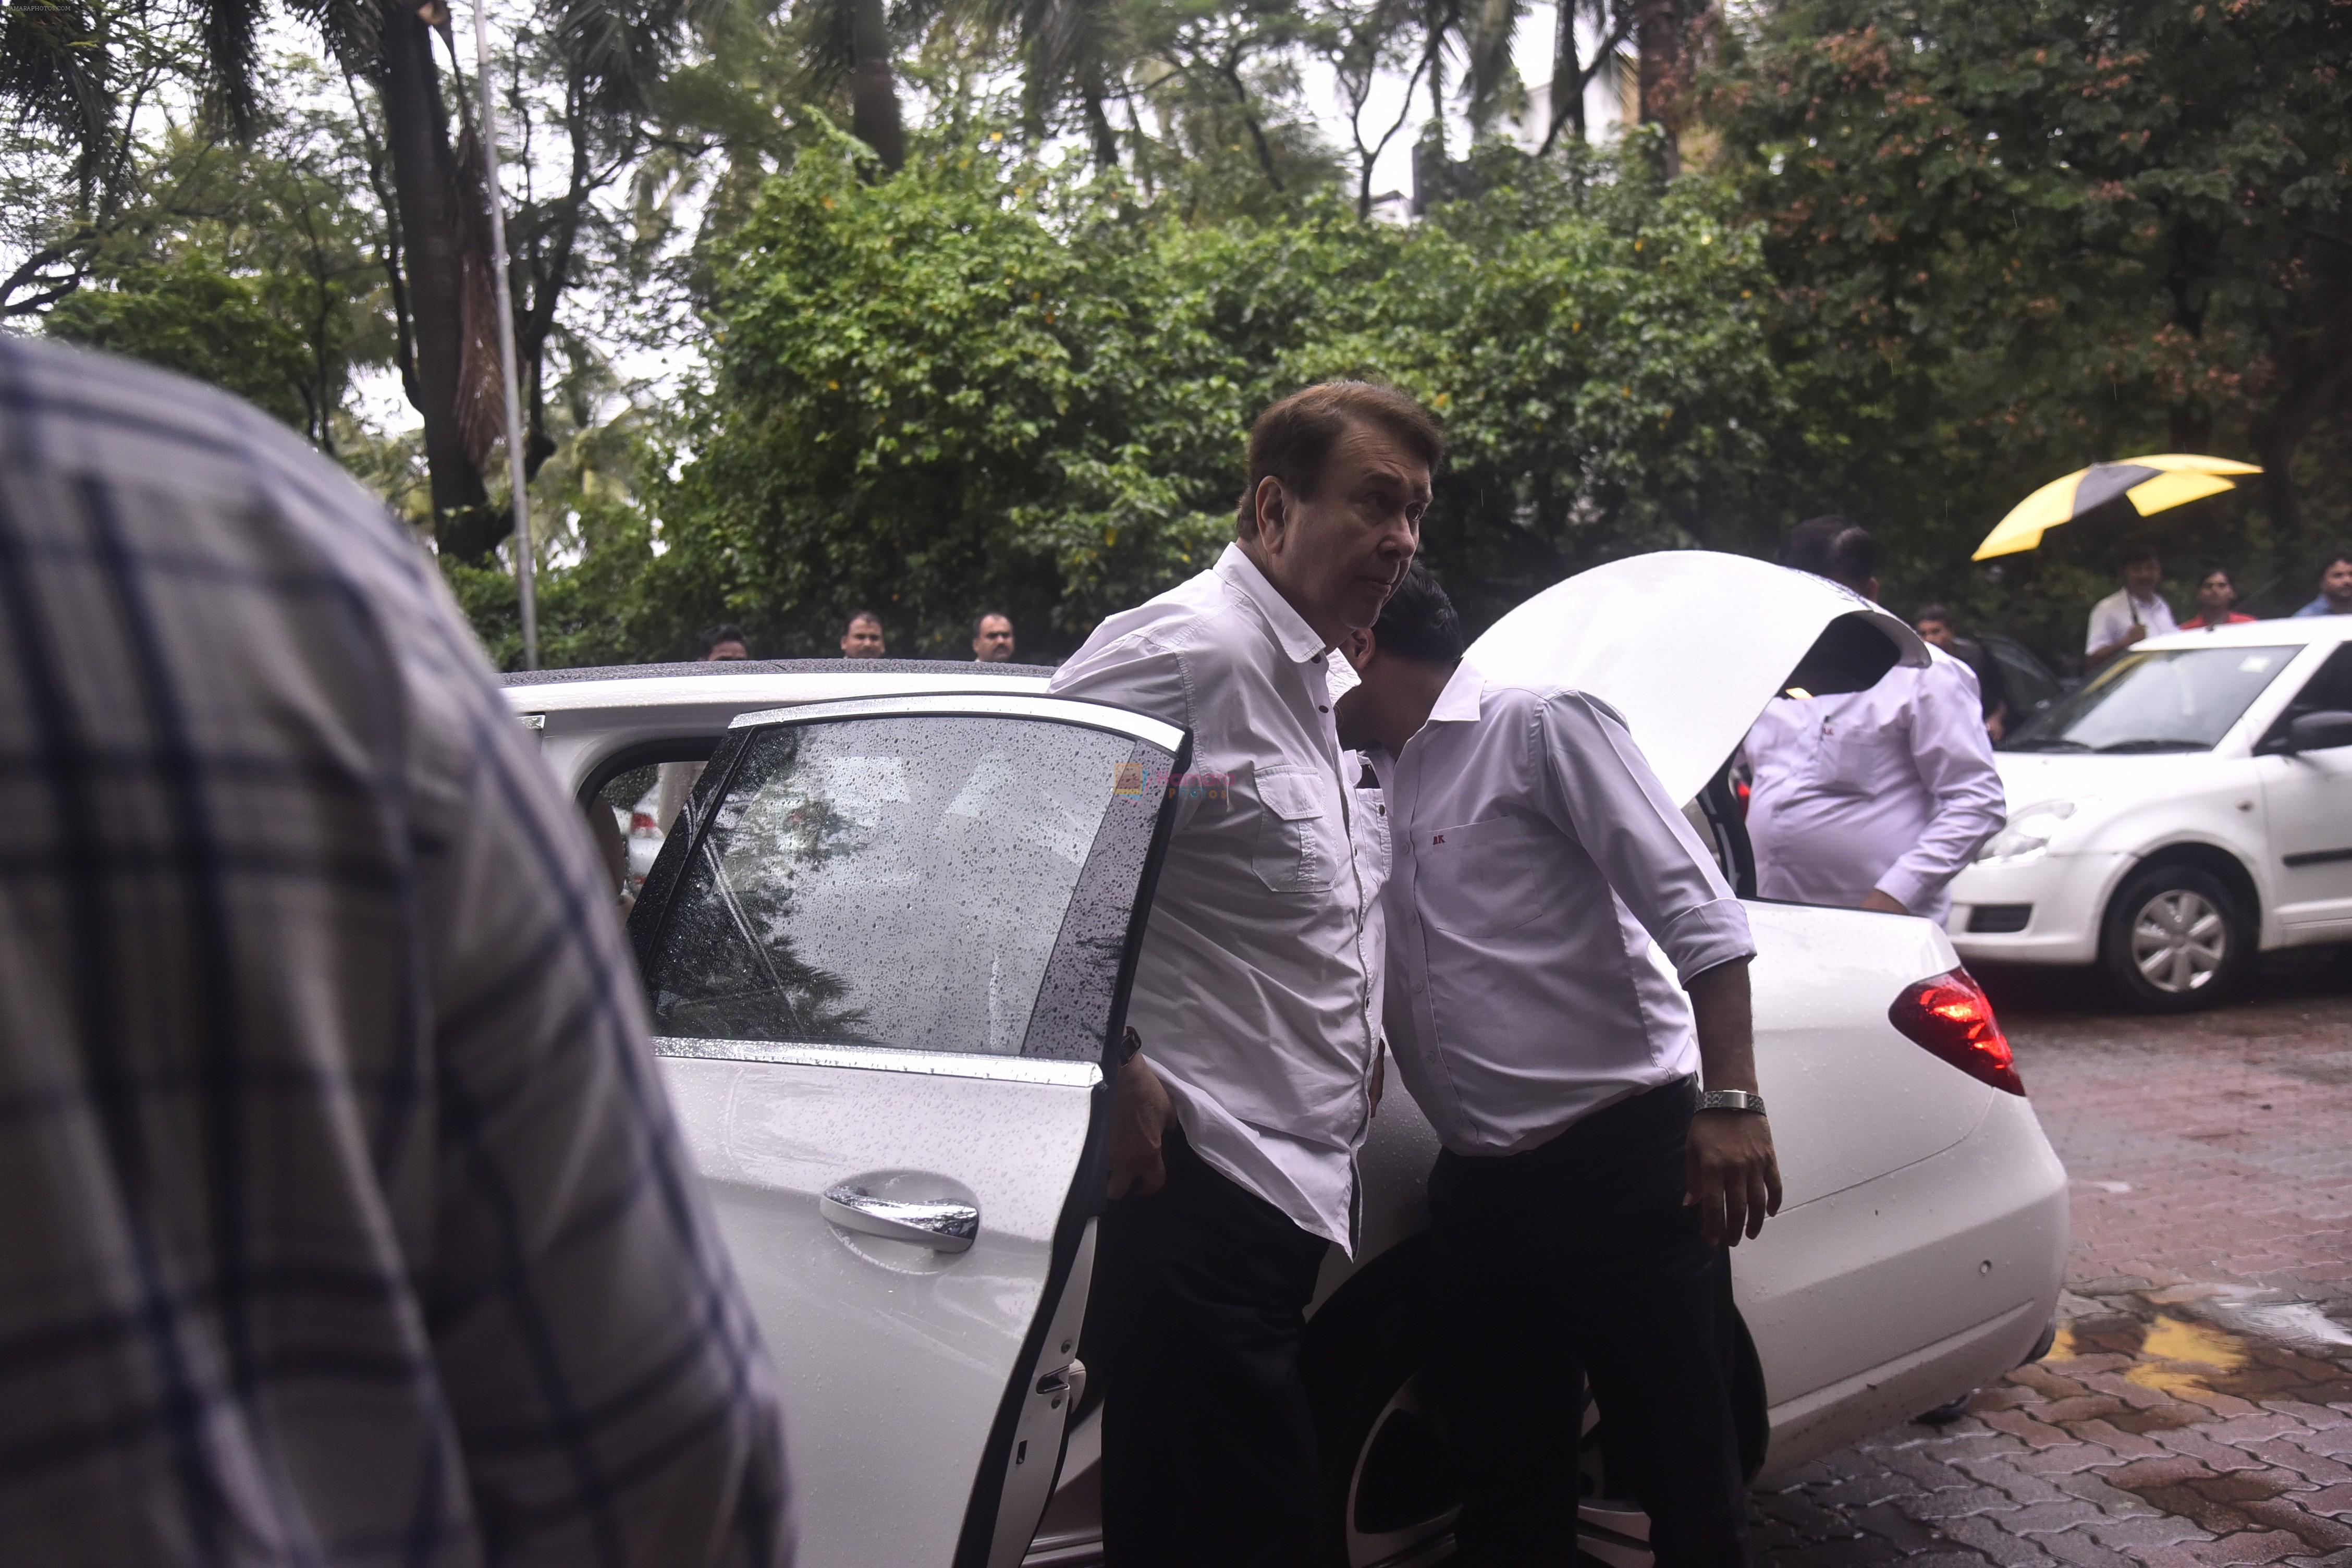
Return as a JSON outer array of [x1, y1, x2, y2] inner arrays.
[[1971, 455, 2262, 561]]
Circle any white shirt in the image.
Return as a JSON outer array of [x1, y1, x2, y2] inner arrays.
[[1742, 646, 2007, 926], [1049, 545, 1382, 1248], [1371, 663, 1757, 1158], [2086, 586, 2179, 654]]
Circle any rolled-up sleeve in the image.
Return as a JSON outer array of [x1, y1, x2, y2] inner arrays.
[[1873, 658, 2006, 914], [1532, 691, 1756, 986]]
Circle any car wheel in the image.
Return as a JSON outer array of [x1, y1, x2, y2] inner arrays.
[[2099, 862, 2249, 1012], [1307, 1277, 1657, 1568]]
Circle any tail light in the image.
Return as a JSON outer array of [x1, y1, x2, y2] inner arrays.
[[1888, 967, 2024, 1096], [630, 811, 659, 837]]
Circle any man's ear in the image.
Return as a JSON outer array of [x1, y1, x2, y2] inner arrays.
[[1340, 627, 1375, 672], [1254, 475, 1290, 552]]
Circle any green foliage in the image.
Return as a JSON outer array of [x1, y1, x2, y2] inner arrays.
[[46, 255, 319, 426], [1705, 0, 2352, 645], [597, 127, 1793, 662]]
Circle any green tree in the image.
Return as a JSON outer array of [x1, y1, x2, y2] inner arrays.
[[46, 255, 317, 423], [1706, 0, 2352, 635]]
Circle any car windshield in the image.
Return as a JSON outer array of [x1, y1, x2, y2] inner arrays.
[[2004, 645, 2295, 753]]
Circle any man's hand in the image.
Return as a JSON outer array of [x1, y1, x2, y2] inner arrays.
[[2123, 621, 2148, 647], [1106, 1054, 1171, 1199], [1686, 1111, 1783, 1246], [1859, 888, 1909, 915]]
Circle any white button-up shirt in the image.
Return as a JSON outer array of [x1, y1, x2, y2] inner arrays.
[[1050, 545, 1382, 1248], [2086, 586, 2179, 654], [1370, 663, 1756, 1158], [1742, 646, 2007, 927]]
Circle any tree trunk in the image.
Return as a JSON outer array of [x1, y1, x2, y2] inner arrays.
[[378, 0, 497, 560], [1552, 0, 1587, 144], [1636, 0, 1684, 176], [849, 0, 904, 173]]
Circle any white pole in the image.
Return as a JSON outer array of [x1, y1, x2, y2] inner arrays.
[[471, 0, 538, 670]]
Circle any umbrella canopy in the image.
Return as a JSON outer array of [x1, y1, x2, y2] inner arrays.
[[1972, 455, 2262, 561]]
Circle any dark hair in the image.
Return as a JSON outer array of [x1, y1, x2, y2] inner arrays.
[[1371, 561, 1465, 667], [700, 623, 749, 655], [1780, 515, 1879, 590], [971, 610, 1012, 638], [2322, 548, 2352, 573], [1915, 604, 1953, 628], [2197, 565, 2236, 588], [1235, 381, 1445, 539], [843, 609, 883, 633], [2117, 545, 2160, 569]]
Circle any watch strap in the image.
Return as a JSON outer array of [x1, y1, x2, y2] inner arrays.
[[1699, 1088, 1767, 1116]]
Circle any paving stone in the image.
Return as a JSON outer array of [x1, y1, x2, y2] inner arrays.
[[2297, 1485, 2352, 1520], [2019, 1446, 2132, 1477], [2240, 1499, 2352, 1553], [2077, 1511, 2218, 1551], [2193, 1530, 2325, 1565], [1938, 1512, 2071, 1567]]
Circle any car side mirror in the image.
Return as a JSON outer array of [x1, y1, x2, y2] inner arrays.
[[2283, 709, 2352, 754]]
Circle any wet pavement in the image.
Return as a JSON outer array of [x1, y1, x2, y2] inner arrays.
[[1756, 950, 2352, 1568]]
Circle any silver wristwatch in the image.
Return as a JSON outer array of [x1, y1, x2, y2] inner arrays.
[[1699, 1088, 1768, 1116]]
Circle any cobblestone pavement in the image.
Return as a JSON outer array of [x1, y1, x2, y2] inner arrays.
[[1756, 950, 2352, 1568]]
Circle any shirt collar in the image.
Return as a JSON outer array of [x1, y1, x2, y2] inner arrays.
[[1216, 543, 1330, 664], [1427, 658, 1484, 723]]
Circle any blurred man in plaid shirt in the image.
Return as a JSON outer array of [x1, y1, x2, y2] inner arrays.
[[0, 338, 790, 1564]]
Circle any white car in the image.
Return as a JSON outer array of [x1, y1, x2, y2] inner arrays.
[[505, 552, 2068, 1568], [1949, 615, 2352, 1011]]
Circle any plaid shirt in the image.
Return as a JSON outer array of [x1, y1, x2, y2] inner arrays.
[[0, 339, 790, 1564]]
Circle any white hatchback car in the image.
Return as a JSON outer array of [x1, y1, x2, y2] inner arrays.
[[1949, 615, 2352, 1011], [506, 552, 2068, 1568]]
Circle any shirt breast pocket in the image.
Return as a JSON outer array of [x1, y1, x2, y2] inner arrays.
[[1816, 718, 1906, 795], [1253, 767, 1344, 894], [1417, 815, 1548, 939]]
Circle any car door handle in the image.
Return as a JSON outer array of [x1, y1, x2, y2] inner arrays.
[[820, 1183, 980, 1253]]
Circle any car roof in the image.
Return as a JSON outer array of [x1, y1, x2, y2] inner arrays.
[[2138, 616, 2352, 654], [500, 658, 1056, 712]]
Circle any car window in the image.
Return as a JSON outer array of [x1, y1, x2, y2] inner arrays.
[[1983, 636, 2062, 717], [2259, 644, 2352, 746], [2003, 645, 2295, 754], [641, 715, 1136, 1056]]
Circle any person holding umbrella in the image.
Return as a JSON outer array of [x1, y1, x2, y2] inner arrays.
[[2085, 548, 2179, 665]]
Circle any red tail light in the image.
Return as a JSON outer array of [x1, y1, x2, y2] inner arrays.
[[630, 811, 659, 836], [1888, 967, 2024, 1096]]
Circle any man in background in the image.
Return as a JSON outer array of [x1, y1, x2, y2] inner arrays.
[[1913, 605, 2010, 741], [2086, 547, 2178, 664], [2180, 567, 2256, 629], [1744, 517, 2006, 929], [656, 625, 757, 839], [0, 338, 790, 1562], [972, 611, 1018, 662], [841, 609, 887, 656], [2294, 549, 2352, 617]]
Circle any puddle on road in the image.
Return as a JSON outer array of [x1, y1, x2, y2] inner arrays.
[[2039, 1303, 2352, 1429], [2030, 1304, 2352, 1548]]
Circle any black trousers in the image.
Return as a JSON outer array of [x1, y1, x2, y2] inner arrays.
[[1428, 1077, 1750, 1568], [1091, 1122, 1331, 1568]]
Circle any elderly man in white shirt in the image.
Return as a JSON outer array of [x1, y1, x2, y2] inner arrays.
[[1048, 382, 1434, 1568], [1334, 562, 1779, 1568], [1742, 518, 2006, 929], [2085, 547, 2180, 663]]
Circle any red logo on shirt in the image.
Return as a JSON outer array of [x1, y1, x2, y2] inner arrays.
[[1431, 833, 1446, 845]]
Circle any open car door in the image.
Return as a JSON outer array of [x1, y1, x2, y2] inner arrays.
[[629, 693, 1187, 1568]]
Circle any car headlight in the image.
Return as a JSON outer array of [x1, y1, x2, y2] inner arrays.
[[1976, 800, 2082, 864]]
